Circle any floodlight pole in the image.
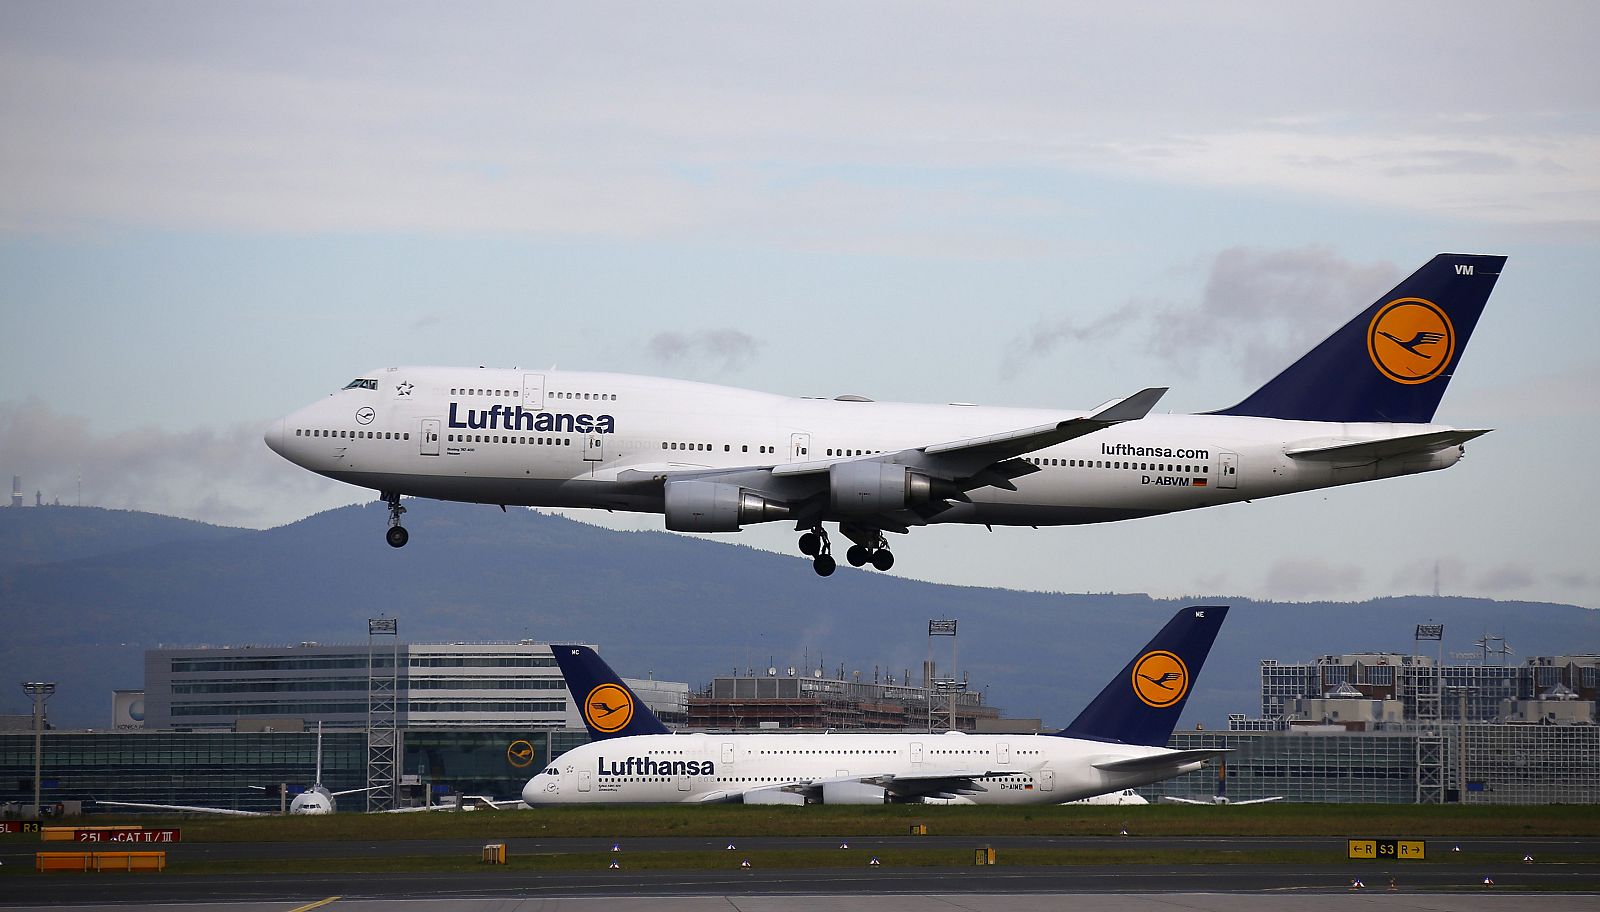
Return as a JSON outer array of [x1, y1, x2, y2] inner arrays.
[[22, 682, 55, 817]]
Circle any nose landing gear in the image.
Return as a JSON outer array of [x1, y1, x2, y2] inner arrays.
[[383, 492, 408, 548]]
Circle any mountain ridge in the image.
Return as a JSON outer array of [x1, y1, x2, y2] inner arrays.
[[1, 503, 1592, 730]]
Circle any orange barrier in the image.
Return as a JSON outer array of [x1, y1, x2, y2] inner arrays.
[[42, 825, 144, 842], [36, 852, 92, 871], [93, 851, 166, 872], [36, 851, 166, 872]]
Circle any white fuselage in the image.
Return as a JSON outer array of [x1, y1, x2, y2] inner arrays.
[[266, 367, 1466, 528], [520, 730, 1203, 806]]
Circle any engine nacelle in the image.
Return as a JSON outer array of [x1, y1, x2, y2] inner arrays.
[[664, 480, 789, 532], [821, 781, 888, 805], [829, 461, 954, 514]]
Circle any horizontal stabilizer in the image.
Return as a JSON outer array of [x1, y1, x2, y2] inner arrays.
[[1285, 428, 1490, 461], [1091, 748, 1229, 773]]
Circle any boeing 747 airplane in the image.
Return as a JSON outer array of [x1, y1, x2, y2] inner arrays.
[[265, 254, 1502, 576], [522, 606, 1227, 805]]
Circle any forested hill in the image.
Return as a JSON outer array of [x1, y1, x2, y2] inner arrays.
[[2, 502, 1592, 730]]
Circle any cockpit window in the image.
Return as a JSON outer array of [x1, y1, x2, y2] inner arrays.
[[343, 378, 379, 391]]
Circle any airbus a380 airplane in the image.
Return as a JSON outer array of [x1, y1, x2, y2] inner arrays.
[[523, 606, 1227, 806], [265, 254, 1502, 576]]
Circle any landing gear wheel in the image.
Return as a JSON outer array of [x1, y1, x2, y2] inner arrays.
[[846, 544, 870, 567], [382, 491, 409, 548], [812, 554, 836, 577], [870, 549, 895, 572], [798, 532, 821, 557]]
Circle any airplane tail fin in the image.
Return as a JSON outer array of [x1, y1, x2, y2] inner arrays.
[[551, 645, 670, 740], [1211, 254, 1505, 423], [1058, 605, 1228, 747]]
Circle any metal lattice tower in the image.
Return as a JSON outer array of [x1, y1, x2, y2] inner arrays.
[[366, 617, 400, 812], [1412, 623, 1445, 804]]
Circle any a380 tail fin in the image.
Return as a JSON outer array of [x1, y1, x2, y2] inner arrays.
[[1212, 254, 1505, 423], [551, 645, 670, 740], [1058, 605, 1228, 747]]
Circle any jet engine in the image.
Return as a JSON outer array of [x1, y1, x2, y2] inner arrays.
[[829, 461, 959, 514], [664, 480, 790, 532]]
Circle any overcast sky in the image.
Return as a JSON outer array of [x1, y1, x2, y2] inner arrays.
[[2, 2, 1597, 610]]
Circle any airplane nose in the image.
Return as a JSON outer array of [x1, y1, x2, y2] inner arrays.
[[263, 418, 286, 457], [521, 777, 541, 807]]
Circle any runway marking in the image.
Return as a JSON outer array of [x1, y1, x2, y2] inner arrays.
[[287, 898, 341, 912]]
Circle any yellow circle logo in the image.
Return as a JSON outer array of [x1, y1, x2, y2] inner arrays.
[[1367, 297, 1455, 385], [1131, 650, 1189, 709], [583, 683, 634, 734], [506, 739, 535, 768]]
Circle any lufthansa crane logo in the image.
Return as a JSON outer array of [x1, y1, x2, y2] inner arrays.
[[506, 739, 535, 768], [583, 683, 634, 734], [1131, 650, 1190, 709], [1367, 297, 1455, 385]]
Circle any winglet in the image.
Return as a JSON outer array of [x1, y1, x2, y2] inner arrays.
[[1090, 387, 1167, 423], [1057, 605, 1228, 747], [551, 645, 670, 740]]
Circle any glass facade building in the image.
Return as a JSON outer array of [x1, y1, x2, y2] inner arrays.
[[143, 642, 687, 730], [0, 728, 592, 816]]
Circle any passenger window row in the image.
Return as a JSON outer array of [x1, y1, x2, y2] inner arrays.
[[296, 429, 410, 440], [1026, 457, 1209, 473], [662, 443, 777, 454], [549, 391, 617, 402], [448, 434, 572, 446]]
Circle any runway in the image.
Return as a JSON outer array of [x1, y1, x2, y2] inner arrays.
[[3, 835, 1596, 908]]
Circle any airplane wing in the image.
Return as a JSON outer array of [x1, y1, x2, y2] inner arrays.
[[1227, 796, 1285, 805], [1159, 796, 1217, 806], [772, 387, 1168, 479], [92, 800, 266, 817], [737, 768, 1002, 803], [1285, 429, 1490, 462], [613, 387, 1166, 527], [329, 785, 386, 798]]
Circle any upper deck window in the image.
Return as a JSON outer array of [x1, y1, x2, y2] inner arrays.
[[343, 378, 379, 391]]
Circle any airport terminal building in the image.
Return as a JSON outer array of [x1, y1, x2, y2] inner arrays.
[[143, 641, 688, 730], [1151, 650, 1600, 805], [3, 636, 1597, 814]]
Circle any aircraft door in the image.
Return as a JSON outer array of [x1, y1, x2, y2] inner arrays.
[[789, 433, 810, 462], [420, 419, 441, 456], [721, 743, 735, 765], [676, 774, 691, 792], [522, 374, 546, 410], [1039, 769, 1055, 792], [584, 434, 604, 462], [910, 742, 924, 765], [1217, 451, 1239, 489], [578, 771, 592, 793], [997, 742, 1011, 764]]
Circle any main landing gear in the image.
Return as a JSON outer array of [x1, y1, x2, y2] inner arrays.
[[842, 523, 895, 572], [383, 492, 408, 548], [797, 524, 895, 576], [798, 526, 834, 577]]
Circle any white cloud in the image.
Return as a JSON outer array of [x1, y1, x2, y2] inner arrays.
[[0, 399, 355, 528]]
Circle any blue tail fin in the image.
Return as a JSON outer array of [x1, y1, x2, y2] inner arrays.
[[551, 645, 670, 740], [1212, 254, 1505, 423], [1058, 605, 1228, 747]]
